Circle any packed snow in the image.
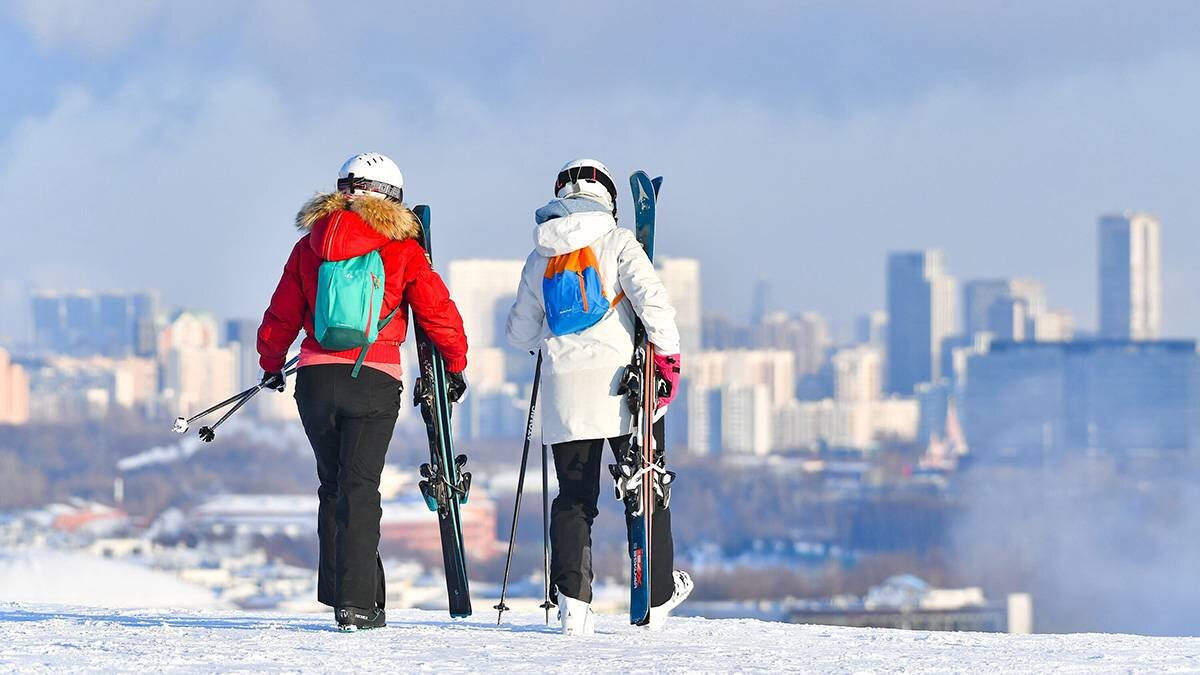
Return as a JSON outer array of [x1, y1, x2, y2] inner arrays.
[[0, 550, 224, 610], [3, 603, 1200, 673]]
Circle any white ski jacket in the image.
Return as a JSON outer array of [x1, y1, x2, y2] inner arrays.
[[506, 197, 680, 444]]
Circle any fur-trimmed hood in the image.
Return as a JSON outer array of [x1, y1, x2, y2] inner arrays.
[[295, 192, 422, 261]]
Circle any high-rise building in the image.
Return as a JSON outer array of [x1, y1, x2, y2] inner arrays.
[[63, 291, 99, 354], [160, 311, 236, 416], [750, 279, 771, 325], [963, 339, 1199, 458], [130, 291, 161, 357], [755, 311, 830, 377], [656, 257, 702, 355], [963, 279, 1048, 342], [832, 345, 883, 403], [0, 348, 29, 425], [97, 292, 133, 356], [886, 250, 957, 394], [689, 350, 796, 407], [31, 291, 65, 353], [448, 259, 524, 350], [702, 315, 752, 350], [1099, 212, 1161, 340], [720, 384, 771, 455], [1030, 309, 1073, 342], [855, 311, 888, 347], [32, 290, 159, 356]]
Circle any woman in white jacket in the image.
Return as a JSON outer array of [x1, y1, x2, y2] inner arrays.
[[506, 159, 693, 634]]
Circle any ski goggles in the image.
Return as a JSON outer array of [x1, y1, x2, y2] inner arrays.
[[337, 174, 404, 203], [555, 166, 617, 203]]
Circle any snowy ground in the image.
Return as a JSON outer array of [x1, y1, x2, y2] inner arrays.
[[3, 604, 1200, 673]]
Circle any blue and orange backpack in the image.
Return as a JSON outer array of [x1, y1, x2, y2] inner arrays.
[[543, 247, 624, 335]]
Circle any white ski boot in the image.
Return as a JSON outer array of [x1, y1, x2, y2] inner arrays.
[[559, 595, 595, 636], [647, 570, 694, 631]]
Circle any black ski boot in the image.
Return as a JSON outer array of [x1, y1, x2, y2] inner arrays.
[[336, 606, 386, 631]]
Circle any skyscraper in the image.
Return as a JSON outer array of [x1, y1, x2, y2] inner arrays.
[[98, 292, 132, 356], [855, 311, 888, 347], [886, 250, 957, 395], [1099, 212, 1161, 340], [962, 278, 1046, 340], [447, 259, 524, 349], [63, 291, 98, 354], [31, 291, 65, 352], [656, 257, 702, 355]]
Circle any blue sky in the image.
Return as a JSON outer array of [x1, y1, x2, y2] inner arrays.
[[3, 1, 1200, 340]]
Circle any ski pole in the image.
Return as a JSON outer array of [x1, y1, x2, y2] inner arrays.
[[173, 355, 299, 434], [494, 351, 543, 626], [197, 361, 299, 442], [539, 429, 554, 624]]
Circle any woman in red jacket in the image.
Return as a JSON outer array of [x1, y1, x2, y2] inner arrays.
[[256, 152, 469, 630]]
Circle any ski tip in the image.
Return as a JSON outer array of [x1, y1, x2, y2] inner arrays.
[[652, 176, 663, 196]]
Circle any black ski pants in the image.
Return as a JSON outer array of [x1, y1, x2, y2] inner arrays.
[[549, 418, 674, 607], [294, 363, 403, 610]]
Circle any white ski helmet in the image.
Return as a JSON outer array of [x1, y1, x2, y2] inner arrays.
[[555, 158, 617, 215], [337, 152, 404, 202]]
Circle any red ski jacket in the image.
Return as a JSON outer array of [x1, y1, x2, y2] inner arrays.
[[257, 193, 468, 375]]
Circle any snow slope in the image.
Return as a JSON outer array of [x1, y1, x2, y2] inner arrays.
[[0, 551, 224, 610], [2, 604, 1199, 673]]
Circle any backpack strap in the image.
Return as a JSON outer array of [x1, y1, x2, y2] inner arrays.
[[351, 304, 402, 379]]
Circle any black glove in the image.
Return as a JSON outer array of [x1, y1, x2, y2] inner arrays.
[[261, 371, 286, 393], [446, 370, 468, 403]]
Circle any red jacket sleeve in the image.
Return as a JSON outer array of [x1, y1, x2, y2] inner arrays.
[[257, 239, 308, 372], [405, 247, 469, 372]]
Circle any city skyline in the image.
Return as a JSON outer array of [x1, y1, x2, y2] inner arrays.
[[6, 205, 1177, 351]]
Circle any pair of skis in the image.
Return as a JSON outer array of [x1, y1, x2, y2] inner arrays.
[[609, 171, 673, 626], [411, 205, 473, 618]]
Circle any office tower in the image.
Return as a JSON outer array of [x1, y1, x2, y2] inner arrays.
[[97, 292, 133, 356], [720, 384, 772, 455], [130, 291, 160, 357], [63, 291, 99, 354], [448, 259, 524, 350], [689, 350, 796, 407], [31, 291, 65, 352], [702, 315, 752, 350], [1099, 212, 1161, 340], [832, 345, 883, 403], [1030, 309, 1073, 342], [886, 250, 957, 394], [656, 257, 702, 355], [161, 311, 236, 416], [750, 279, 771, 325], [855, 311, 888, 347], [755, 311, 830, 377], [962, 278, 1046, 341], [963, 339, 1198, 457]]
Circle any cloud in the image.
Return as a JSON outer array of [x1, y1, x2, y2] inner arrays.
[[8, 0, 164, 55], [2, 5, 1200, 343]]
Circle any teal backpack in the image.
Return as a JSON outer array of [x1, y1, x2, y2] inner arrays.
[[313, 250, 400, 377]]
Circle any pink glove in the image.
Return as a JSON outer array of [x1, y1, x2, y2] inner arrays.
[[653, 352, 681, 409]]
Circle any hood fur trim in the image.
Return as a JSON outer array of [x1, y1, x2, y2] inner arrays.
[[295, 193, 421, 241]]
